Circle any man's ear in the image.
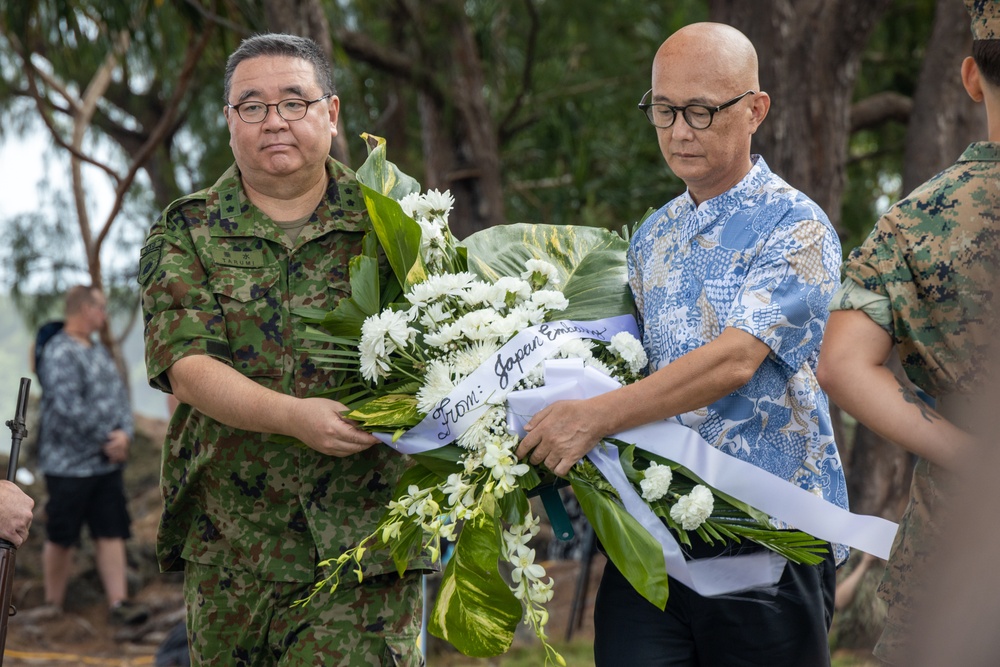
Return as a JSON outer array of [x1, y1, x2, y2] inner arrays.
[[962, 56, 985, 103], [749, 91, 771, 134], [328, 95, 341, 137]]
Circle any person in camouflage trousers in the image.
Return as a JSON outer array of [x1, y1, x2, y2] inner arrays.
[[139, 34, 428, 666], [817, 2, 1000, 664]]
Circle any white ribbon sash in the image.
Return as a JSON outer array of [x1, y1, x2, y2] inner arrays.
[[374, 314, 899, 598], [376, 314, 639, 454], [506, 359, 898, 596]]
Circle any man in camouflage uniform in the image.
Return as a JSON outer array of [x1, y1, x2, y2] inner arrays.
[[139, 34, 426, 666], [817, 2, 1000, 663]]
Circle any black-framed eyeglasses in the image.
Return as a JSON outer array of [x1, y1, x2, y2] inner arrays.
[[227, 94, 332, 124], [638, 90, 755, 130]]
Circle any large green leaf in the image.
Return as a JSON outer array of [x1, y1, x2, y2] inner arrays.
[[357, 133, 421, 201], [429, 510, 523, 657], [355, 134, 427, 289], [461, 223, 634, 321], [346, 393, 421, 428], [569, 471, 669, 609]]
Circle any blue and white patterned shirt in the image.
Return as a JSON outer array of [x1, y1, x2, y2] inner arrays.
[[628, 156, 849, 531], [37, 331, 134, 477]]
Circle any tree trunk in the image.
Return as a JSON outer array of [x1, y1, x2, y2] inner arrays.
[[902, 0, 986, 193], [710, 0, 892, 232], [263, 0, 352, 164]]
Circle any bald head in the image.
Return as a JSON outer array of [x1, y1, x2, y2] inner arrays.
[[654, 23, 760, 94], [647, 22, 770, 205]]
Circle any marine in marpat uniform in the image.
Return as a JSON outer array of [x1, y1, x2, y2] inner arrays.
[[817, 1, 1000, 663]]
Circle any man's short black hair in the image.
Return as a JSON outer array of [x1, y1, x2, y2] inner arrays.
[[224, 33, 335, 103], [973, 39, 1000, 88]]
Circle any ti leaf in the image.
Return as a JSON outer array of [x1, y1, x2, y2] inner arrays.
[[346, 394, 421, 428], [429, 510, 522, 657], [569, 469, 669, 609]]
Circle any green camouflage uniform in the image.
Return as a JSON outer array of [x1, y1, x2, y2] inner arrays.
[[830, 142, 1000, 664], [140, 158, 427, 666]]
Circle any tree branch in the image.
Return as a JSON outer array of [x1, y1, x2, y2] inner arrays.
[[334, 27, 446, 104], [850, 91, 913, 133], [498, 0, 539, 143]]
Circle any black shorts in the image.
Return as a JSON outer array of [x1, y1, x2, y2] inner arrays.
[[44, 469, 132, 547]]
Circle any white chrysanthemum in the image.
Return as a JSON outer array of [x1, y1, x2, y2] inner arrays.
[[521, 259, 561, 288], [457, 405, 505, 450], [358, 333, 391, 382], [489, 276, 532, 310], [639, 462, 673, 502], [670, 484, 714, 530], [530, 289, 569, 313], [452, 341, 501, 376], [418, 302, 452, 330], [608, 332, 648, 374], [397, 192, 423, 218], [416, 361, 456, 413], [421, 188, 455, 219], [423, 322, 462, 349], [454, 309, 502, 342], [382, 309, 417, 348], [555, 338, 594, 360], [417, 218, 446, 258], [406, 272, 477, 307], [459, 282, 494, 308], [585, 357, 614, 379]]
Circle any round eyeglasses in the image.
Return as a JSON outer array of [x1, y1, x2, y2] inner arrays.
[[638, 90, 755, 130], [227, 94, 332, 124]]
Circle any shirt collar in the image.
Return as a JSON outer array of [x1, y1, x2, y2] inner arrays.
[[958, 141, 1000, 163]]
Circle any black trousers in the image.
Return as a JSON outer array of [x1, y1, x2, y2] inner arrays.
[[593, 548, 837, 667]]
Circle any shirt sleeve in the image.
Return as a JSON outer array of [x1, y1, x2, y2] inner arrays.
[[828, 278, 893, 333], [140, 205, 233, 393], [725, 211, 842, 373]]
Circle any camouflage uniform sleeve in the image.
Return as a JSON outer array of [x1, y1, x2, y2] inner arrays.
[[139, 203, 233, 393], [828, 278, 893, 333]]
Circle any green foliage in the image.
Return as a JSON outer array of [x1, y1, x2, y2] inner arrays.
[[429, 508, 524, 657]]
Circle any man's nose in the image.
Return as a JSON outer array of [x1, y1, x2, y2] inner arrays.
[[261, 106, 290, 129], [669, 113, 696, 139]]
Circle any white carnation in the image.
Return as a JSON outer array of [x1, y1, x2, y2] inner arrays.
[[530, 289, 569, 313], [521, 259, 561, 288], [608, 332, 648, 373], [669, 485, 714, 531], [639, 462, 673, 502]]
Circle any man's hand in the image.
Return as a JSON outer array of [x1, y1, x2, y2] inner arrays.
[[289, 397, 380, 457], [515, 399, 605, 477], [102, 429, 131, 463], [0, 480, 34, 547]]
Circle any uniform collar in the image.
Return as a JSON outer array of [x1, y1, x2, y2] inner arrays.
[[205, 157, 371, 244], [958, 141, 1000, 163]]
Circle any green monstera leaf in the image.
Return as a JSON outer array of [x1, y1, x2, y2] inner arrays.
[[461, 223, 635, 321], [429, 507, 522, 657]]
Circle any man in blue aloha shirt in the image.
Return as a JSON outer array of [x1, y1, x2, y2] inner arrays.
[[517, 22, 846, 667]]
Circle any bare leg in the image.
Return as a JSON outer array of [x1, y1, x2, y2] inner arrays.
[[94, 537, 128, 607], [42, 541, 75, 608]]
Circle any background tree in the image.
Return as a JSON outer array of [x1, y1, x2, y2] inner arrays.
[[0, 0, 986, 651]]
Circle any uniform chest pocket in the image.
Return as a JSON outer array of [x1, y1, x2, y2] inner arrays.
[[211, 266, 284, 378]]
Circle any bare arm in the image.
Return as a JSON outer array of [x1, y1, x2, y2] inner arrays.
[[167, 355, 379, 457], [816, 309, 975, 469], [0, 481, 33, 547], [515, 327, 771, 476]]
